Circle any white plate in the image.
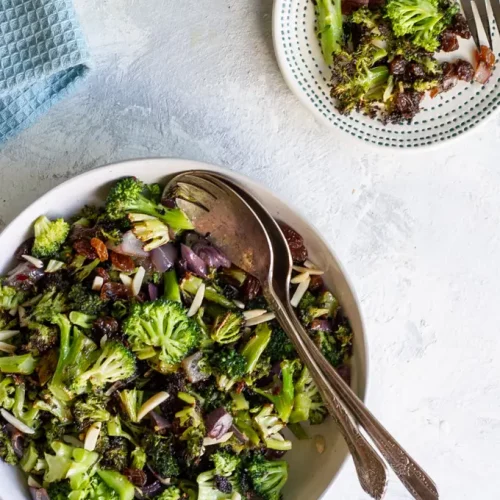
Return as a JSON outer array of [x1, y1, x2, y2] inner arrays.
[[273, 0, 500, 148], [0, 158, 368, 500]]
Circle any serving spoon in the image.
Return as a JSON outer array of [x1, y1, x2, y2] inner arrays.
[[200, 172, 439, 500], [166, 172, 388, 499]]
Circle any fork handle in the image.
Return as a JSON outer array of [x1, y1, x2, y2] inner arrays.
[[264, 287, 388, 500], [284, 302, 439, 500]]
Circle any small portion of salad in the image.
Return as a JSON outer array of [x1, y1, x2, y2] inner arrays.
[[315, 0, 496, 122], [0, 176, 353, 500]]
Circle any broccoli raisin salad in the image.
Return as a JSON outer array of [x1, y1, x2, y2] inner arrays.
[[315, 0, 496, 121], [0, 177, 353, 500]]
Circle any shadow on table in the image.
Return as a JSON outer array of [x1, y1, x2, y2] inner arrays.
[[256, 0, 275, 63]]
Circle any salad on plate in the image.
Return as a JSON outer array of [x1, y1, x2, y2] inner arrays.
[[0, 176, 353, 500]]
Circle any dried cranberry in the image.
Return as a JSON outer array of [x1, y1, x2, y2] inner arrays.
[[478, 45, 496, 67], [100, 282, 130, 301], [242, 275, 261, 301], [73, 239, 98, 260], [90, 238, 109, 262], [440, 30, 459, 52], [279, 223, 308, 263], [341, 0, 368, 15], [389, 56, 406, 76], [110, 251, 135, 272], [455, 59, 474, 82], [14, 238, 34, 260], [123, 468, 147, 487], [404, 62, 425, 81]]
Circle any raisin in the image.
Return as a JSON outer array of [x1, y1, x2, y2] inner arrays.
[[337, 364, 352, 386], [123, 468, 147, 487], [242, 275, 261, 301], [309, 275, 325, 292], [90, 238, 109, 262], [389, 56, 406, 76], [100, 282, 130, 301], [404, 62, 425, 82], [110, 251, 135, 272], [449, 13, 471, 39], [95, 267, 110, 282], [440, 30, 459, 52], [14, 238, 34, 261], [393, 91, 423, 121], [455, 60, 474, 82], [279, 223, 308, 263], [73, 239, 98, 260], [93, 317, 120, 338]]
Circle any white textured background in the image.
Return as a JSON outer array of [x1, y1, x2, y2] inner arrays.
[[0, 1, 499, 498]]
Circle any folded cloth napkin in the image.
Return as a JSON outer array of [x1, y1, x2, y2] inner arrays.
[[0, 0, 89, 143]]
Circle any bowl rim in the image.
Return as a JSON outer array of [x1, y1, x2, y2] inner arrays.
[[0, 157, 370, 498]]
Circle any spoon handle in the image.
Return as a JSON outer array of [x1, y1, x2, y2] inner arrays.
[[284, 303, 439, 500], [264, 287, 388, 500]]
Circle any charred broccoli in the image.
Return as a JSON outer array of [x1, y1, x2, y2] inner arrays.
[[31, 215, 70, 258], [25, 322, 58, 354], [211, 311, 244, 344], [73, 395, 111, 430], [128, 213, 170, 250], [123, 299, 200, 365], [144, 434, 181, 478], [0, 283, 25, 312], [246, 455, 288, 500], [68, 283, 106, 316], [315, 0, 343, 65]]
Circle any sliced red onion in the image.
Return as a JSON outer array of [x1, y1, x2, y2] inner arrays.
[[181, 244, 207, 278], [310, 319, 333, 332], [30, 487, 49, 500], [149, 411, 171, 432], [148, 283, 159, 301], [5, 424, 24, 457], [192, 241, 231, 269], [109, 231, 149, 258], [151, 243, 177, 272], [205, 408, 233, 439], [181, 351, 210, 383], [5, 262, 44, 288], [137, 480, 162, 498]]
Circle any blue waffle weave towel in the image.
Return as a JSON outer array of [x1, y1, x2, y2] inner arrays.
[[0, 0, 89, 143]]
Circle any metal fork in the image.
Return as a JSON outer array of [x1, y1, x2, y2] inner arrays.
[[462, 0, 500, 54]]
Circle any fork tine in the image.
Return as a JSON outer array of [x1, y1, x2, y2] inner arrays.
[[484, 0, 500, 53], [471, 0, 490, 48]]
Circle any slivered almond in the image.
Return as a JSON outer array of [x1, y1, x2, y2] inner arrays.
[[27, 476, 42, 488], [0, 330, 20, 341], [314, 434, 326, 454], [92, 276, 104, 291], [290, 278, 311, 307], [22, 255, 44, 269], [45, 259, 65, 273], [292, 265, 324, 275], [84, 422, 102, 451], [303, 259, 317, 269], [243, 309, 267, 320], [119, 273, 133, 287], [187, 283, 205, 317], [0, 409, 35, 434], [0, 342, 16, 353], [132, 266, 146, 296], [245, 312, 276, 327], [137, 392, 169, 422], [233, 299, 245, 310], [291, 271, 310, 284]]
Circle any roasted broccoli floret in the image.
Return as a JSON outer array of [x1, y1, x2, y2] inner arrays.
[[128, 213, 170, 250], [100, 436, 130, 472], [105, 177, 193, 231], [211, 311, 244, 344], [71, 255, 100, 282], [197, 470, 239, 500], [118, 388, 144, 423], [34, 390, 72, 423], [210, 348, 247, 380], [289, 365, 326, 424], [157, 486, 182, 500], [246, 455, 288, 500], [253, 360, 297, 422], [180, 425, 206, 468], [68, 283, 106, 316], [264, 326, 295, 363], [31, 215, 70, 258], [386, 0, 459, 51], [144, 435, 181, 478], [0, 376, 15, 410], [123, 299, 200, 365], [0, 426, 17, 465], [46, 480, 71, 500], [211, 449, 241, 477], [0, 283, 26, 312], [25, 322, 58, 354], [73, 395, 111, 430], [315, 0, 343, 65], [30, 287, 67, 322], [253, 405, 291, 451], [313, 323, 353, 368], [72, 341, 136, 394], [0, 353, 38, 375]]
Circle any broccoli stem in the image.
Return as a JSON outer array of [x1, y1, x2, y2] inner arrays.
[[241, 322, 272, 373], [97, 469, 135, 500], [316, 0, 343, 65], [164, 269, 181, 303], [288, 422, 309, 440], [48, 314, 72, 401], [181, 274, 235, 309], [0, 353, 37, 375], [20, 442, 38, 472]]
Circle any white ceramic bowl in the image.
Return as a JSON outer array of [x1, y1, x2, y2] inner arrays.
[[0, 158, 368, 500]]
